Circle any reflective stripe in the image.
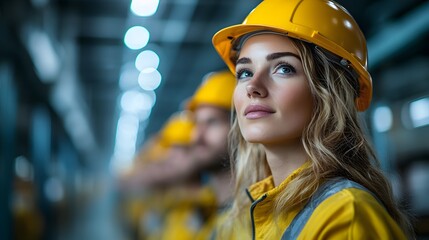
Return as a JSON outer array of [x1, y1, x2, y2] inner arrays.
[[281, 178, 377, 240]]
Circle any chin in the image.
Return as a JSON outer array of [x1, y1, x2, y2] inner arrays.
[[242, 134, 267, 144], [242, 133, 298, 146]]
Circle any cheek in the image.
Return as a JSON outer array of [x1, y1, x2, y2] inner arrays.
[[233, 87, 246, 129], [233, 86, 245, 112], [277, 83, 314, 122], [279, 89, 303, 107], [206, 125, 229, 145]]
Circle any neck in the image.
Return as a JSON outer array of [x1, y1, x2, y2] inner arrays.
[[263, 140, 308, 187], [208, 169, 233, 207]]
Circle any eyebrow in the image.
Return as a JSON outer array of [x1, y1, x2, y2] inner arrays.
[[236, 52, 301, 66], [266, 52, 301, 61], [236, 57, 251, 65]]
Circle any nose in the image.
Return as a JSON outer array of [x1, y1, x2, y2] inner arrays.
[[192, 124, 205, 144], [246, 75, 268, 98]]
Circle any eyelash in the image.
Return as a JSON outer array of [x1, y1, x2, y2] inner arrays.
[[274, 61, 296, 75], [236, 68, 252, 80], [235, 61, 297, 80]]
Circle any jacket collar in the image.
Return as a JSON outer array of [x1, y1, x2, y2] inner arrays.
[[247, 161, 310, 202]]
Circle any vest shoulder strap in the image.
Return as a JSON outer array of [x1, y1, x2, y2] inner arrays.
[[281, 178, 377, 240]]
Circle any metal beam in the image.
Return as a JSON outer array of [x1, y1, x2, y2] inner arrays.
[[368, 2, 429, 69]]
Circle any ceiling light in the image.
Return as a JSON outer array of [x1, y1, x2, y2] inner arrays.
[[409, 97, 429, 128], [124, 26, 150, 50], [119, 62, 140, 90], [373, 105, 393, 132], [135, 50, 160, 71], [130, 0, 160, 17], [111, 113, 140, 173], [120, 90, 153, 114], [138, 68, 162, 91], [26, 29, 60, 83]]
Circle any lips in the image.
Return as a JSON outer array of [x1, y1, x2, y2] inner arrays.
[[244, 104, 275, 119]]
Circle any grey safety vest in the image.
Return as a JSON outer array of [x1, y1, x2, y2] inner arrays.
[[281, 178, 377, 240]]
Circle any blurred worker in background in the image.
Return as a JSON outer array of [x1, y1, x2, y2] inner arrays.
[[154, 111, 216, 240], [118, 134, 169, 239], [152, 112, 198, 240], [120, 111, 218, 240], [186, 70, 237, 239]]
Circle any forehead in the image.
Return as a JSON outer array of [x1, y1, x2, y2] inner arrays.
[[239, 34, 299, 57], [194, 105, 229, 120]]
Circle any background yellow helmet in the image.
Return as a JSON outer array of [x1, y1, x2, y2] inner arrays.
[[212, 0, 372, 111], [187, 70, 236, 111], [134, 111, 194, 164], [159, 111, 194, 147]]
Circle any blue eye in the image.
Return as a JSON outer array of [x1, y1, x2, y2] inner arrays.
[[275, 63, 296, 75], [236, 69, 253, 80]]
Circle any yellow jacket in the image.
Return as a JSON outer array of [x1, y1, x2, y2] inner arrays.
[[195, 206, 227, 240], [159, 186, 218, 240], [246, 164, 407, 240], [201, 208, 252, 240], [159, 203, 204, 240]]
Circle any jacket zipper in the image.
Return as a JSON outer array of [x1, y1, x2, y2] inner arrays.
[[250, 194, 267, 240]]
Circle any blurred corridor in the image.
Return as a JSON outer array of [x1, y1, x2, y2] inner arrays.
[[1, 0, 429, 239]]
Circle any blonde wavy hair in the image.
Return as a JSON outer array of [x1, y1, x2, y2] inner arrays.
[[221, 37, 413, 238]]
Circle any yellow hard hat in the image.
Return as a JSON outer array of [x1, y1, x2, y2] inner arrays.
[[212, 0, 372, 111], [187, 70, 236, 111], [160, 111, 194, 147]]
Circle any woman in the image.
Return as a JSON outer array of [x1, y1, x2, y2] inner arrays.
[[212, 0, 413, 239]]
